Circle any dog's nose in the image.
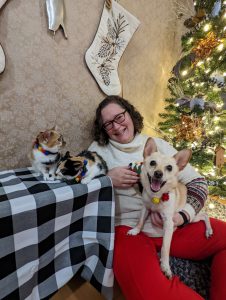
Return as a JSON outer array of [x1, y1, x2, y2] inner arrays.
[[154, 170, 163, 179]]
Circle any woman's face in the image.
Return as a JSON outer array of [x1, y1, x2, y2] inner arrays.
[[101, 103, 135, 144]]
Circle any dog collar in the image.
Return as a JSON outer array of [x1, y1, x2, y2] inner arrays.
[[34, 141, 58, 156], [151, 193, 169, 204]]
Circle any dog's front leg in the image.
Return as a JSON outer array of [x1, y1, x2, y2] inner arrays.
[[127, 207, 149, 236], [160, 214, 174, 279]]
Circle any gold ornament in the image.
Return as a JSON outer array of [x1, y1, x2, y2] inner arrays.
[[215, 146, 225, 168], [210, 195, 226, 205], [184, 8, 206, 28], [192, 32, 221, 64], [174, 115, 204, 142]]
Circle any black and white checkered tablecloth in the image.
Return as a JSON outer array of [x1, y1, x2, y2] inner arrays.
[[0, 168, 115, 300]]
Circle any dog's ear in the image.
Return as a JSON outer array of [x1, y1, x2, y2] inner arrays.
[[173, 149, 192, 171], [143, 138, 157, 158]]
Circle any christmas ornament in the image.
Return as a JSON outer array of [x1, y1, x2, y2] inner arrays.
[[85, 1, 140, 95], [0, 43, 5, 74], [46, 0, 68, 39], [190, 96, 205, 111], [184, 8, 206, 28], [172, 53, 196, 79], [192, 32, 220, 64], [174, 115, 204, 142], [209, 71, 225, 88], [214, 146, 225, 168], [175, 95, 219, 115], [128, 162, 143, 175], [167, 77, 184, 96], [204, 101, 219, 113], [211, 0, 221, 17], [175, 96, 191, 107]]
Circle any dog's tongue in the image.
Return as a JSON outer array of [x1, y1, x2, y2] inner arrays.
[[151, 178, 161, 192]]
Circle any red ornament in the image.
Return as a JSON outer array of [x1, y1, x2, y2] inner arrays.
[[162, 193, 169, 201]]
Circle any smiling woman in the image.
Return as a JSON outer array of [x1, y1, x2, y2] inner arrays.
[[88, 95, 226, 300], [101, 104, 134, 144]]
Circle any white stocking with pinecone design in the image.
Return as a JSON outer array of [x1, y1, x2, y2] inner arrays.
[[85, 1, 140, 95]]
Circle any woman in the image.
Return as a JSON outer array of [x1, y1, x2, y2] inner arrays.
[[89, 95, 226, 300]]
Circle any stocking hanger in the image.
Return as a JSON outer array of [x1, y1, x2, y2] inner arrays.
[[105, 0, 119, 10]]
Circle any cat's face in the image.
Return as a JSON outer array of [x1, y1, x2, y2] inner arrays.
[[56, 152, 84, 179], [37, 127, 66, 148]]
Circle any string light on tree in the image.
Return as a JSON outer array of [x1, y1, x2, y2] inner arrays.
[[158, 0, 226, 199]]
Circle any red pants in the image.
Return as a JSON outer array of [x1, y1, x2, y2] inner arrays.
[[113, 218, 226, 300]]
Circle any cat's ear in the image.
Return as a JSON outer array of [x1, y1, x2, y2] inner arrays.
[[65, 151, 70, 158], [42, 130, 51, 142], [51, 125, 58, 131]]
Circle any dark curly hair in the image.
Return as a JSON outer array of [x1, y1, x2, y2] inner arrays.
[[93, 95, 144, 145]]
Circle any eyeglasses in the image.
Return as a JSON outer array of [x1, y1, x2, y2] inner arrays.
[[102, 110, 127, 131]]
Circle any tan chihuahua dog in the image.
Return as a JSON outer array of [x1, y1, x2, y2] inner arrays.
[[128, 139, 213, 279]]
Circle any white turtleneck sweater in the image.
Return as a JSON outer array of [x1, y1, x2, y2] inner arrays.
[[89, 134, 205, 237]]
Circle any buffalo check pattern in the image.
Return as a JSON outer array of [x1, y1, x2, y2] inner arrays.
[[0, 168, 115, 300]]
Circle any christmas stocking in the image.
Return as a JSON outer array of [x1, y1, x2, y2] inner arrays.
[[85, 1, 140, 95], [0, 0, 7, 74]]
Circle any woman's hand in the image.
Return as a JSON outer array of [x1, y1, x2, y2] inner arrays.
[[107, 167, 140, 188], [150, 212, 163, 228], [173, 211, 190, 227]]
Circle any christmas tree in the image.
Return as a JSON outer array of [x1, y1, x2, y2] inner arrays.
[[158, 0, 226, 198]]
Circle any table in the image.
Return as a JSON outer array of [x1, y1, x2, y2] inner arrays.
[[0, 168, 115, 300]]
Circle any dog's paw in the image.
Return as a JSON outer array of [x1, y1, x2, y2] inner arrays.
[[127, 228, 140, 236], [206, 228, 213, 238], [160, 262, 172, 279]]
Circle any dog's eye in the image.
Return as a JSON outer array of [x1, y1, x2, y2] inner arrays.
[[150, 160, 156, 166], [166, 165, 172, 171]]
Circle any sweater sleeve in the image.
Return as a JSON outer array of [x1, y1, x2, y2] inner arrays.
[[185, 177, 208, 215]]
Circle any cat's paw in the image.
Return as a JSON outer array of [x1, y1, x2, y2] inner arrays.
[[48, 175, 55, 181], [43, 174, 49, 181], [81, 177, 91, 184], [43, 173, 55, 181]]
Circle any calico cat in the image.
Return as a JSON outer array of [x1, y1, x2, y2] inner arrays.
[[29, 126, 66, 181], [55, 150, 108, 184]]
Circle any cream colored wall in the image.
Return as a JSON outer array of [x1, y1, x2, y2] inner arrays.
[[0, 0, 185, 170]]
